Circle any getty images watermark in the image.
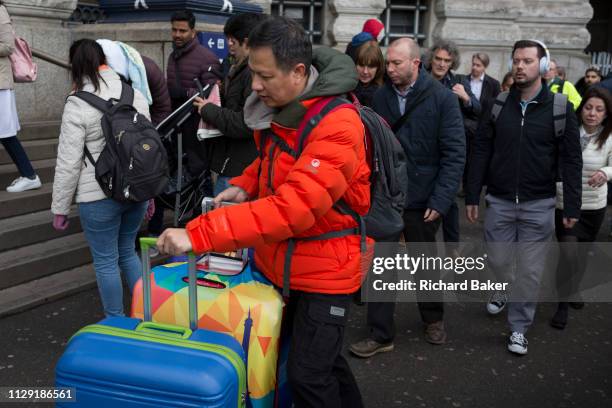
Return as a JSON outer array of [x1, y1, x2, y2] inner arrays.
[[360, 242, 612, 303], [370, 252, 508, 292]]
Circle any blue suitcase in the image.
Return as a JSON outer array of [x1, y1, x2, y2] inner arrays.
[[55, 239, 247, 407]]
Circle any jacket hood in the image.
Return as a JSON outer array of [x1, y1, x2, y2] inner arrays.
[[244, 47, 358, 130]]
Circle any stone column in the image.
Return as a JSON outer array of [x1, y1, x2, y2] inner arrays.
[[431, 0, 593, 82], [4, 0, 78, 125], [327, 0, 386, 50], [516, 0, 593, 82], [431, 0, 524, 81]]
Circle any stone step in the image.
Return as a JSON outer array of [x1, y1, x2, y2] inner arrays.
[[0, 263, 96, 318], [0, 182, 52, 220], [0, 206, 81, 252], [0, 138, 59, 165], [0, 232, 92, 290], [0, 158, 56, 187], [18, 121, 61, 142]]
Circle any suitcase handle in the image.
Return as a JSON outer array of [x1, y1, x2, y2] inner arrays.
[[140, 237, 199, 331], [136, 321, 193, 339]]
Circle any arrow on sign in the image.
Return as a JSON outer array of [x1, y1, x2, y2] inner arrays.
[[134, 0, 149, 9], [220, 0, 233, 13], [208, 38, 214, 48]]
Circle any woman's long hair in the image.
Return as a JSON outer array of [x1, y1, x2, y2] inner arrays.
[[69, 39, 107, 92], [577, 86, 612, 150]]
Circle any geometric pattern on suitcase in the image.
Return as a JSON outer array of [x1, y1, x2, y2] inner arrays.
[[132, 262, 284, 408]]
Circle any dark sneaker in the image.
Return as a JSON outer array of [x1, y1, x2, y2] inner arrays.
[[550, 303, 568, 330], [424, 321, 447, 345], [349, 338, 394, 358], [486, 291, 507, 315], [569, 301, 585, 310], [507, 332, 528, 355]]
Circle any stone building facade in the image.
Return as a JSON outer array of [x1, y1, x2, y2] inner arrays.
[[2, 0, 595, 126]]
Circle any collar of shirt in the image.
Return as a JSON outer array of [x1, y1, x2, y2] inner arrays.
[[519, 84, 543, 115], [392, 82, 414, 98], [470, 73, 485, 82]]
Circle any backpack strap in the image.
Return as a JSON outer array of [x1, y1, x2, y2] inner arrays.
[[552, 92, 568, 137], [278, 97, 366, 297], [491, 91, 509, 123], [118, 81, 135, 107], [73, 91, 112, 114]]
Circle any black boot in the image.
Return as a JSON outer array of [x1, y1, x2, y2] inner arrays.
[[550, 302, 569, 330]]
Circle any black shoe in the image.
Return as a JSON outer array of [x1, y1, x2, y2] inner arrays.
[[569, 302, 585, 310], [550, 306, 568, 330]]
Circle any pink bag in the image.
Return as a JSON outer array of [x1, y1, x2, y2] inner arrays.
[[9, 30, 37, 83]]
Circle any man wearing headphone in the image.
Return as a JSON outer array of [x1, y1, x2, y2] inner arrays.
[[464, 40, 582, 355]]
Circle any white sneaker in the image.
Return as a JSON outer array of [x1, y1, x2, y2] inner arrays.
[[486, 291, 507, 315], [507, 331, 528, 355], [6, 175, 41, 193]]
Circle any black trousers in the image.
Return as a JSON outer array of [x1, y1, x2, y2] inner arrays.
[[442, 200, 460, 243], [367, 209, 444, 343], [554, 208, 606, 301], [283, 291, 363, 408]]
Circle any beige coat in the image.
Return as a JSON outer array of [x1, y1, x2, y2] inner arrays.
[[51, 69, 150, 215], [0, 5, 15, 90]]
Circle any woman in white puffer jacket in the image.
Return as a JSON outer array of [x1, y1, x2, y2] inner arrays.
[[551, 86, 612, 329], [51, 39, 150, 317]]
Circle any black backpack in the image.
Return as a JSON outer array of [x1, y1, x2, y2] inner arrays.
[[74, 82, 169, 202]]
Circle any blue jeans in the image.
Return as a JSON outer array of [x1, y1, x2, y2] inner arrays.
[[79, 199, 147, 317], [213, 175, 233, 196]]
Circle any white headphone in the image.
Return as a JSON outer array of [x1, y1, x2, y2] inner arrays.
[[509, 39, 550, 75]]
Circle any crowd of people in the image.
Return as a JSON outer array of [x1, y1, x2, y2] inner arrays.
[[2, 4, 612, 406]]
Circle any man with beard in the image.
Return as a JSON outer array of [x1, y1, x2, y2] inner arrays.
[[465, 40, 582, 355]]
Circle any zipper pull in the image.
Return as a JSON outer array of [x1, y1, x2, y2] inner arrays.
[[515, 194, 519, 204], [133, 113, 138, 124], [116, 130, 125, 143], [521, 118, 524, 127], [124, 185, 130, 199], [109, 176, 113, 190], [129, 157, 134, 170]]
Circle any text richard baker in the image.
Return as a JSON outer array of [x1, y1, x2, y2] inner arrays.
[[372, 279, 509, 291]]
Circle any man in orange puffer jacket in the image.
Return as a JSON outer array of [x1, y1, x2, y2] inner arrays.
[[158, 16, 371, 408]]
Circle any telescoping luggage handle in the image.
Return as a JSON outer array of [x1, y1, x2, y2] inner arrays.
[[139, 237, 199, 331]]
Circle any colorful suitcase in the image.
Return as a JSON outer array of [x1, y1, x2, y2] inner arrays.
[[131, 249, 288, 408], [55, 239, 247, 408]]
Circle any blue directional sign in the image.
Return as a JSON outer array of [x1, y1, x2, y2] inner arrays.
[[197, 31, 228, 61]]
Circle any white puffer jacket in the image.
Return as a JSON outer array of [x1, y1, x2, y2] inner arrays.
[[556, 126, 612, 211], [51, 69, 150, 215]]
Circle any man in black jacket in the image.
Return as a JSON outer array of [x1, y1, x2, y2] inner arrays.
[[194, 13, 266, 195], [350, 38, 465, 357], [465, 40, 582, 355], [424, 40, 481, 245]]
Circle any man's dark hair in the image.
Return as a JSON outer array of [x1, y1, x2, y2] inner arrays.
[[69, 39, 107, 92], [224, 13, 267, 45], [512, 40, 546, 59], [247, 16, 312, 73], [171, 10, 196, 29], [585, 66, 602, 79]]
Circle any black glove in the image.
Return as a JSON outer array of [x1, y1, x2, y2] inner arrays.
[[168, 86, 187, 101]]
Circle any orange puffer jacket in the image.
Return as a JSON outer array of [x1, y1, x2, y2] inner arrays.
[[187, 99, 372, 294], [186, 47, 373, 294]]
